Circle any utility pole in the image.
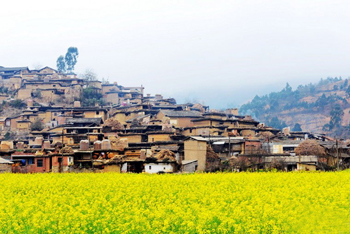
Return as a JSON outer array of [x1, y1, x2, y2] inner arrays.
[[228, 134, 231, 157], [336, 139, 339, 171]]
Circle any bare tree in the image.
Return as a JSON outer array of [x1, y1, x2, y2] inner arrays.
[[295, 139, 325, 156]]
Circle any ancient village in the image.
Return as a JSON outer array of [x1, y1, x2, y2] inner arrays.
[[0, 65, 349, 174]]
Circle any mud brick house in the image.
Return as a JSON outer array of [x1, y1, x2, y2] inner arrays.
[[157, 110, 203, 128]]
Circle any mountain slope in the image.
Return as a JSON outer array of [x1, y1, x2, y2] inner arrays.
[[240, 77, 350, 137]]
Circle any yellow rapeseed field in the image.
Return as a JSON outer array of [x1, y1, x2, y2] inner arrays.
[[0, 172, 350, 233]]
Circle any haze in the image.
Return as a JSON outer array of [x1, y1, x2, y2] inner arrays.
[[1, 0, 350, 109]]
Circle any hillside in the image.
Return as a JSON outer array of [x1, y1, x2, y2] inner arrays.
[[240, 77, 350, 137]]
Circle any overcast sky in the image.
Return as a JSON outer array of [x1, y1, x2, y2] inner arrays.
[[1, 0, 350, 109]]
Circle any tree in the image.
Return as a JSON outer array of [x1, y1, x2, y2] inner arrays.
[[30, 119, 45, 131], [56, 47, 78, 73], [295, 140, 325, 156], [346, 86, 350, 97], [80, 87, 104, 107], [56, 55, 66, 73], [292, 123, 302, 131], [81, 69, 97, 86], [266, 116, 287, 130], [9, 99, 26, 109], [65, 47, 79, 73], [323, 104, 344, 131]]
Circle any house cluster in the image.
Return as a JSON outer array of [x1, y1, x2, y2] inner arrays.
[[0, 66, 349, 173]]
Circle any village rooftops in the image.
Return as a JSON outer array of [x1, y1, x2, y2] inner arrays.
[[65, 118, 103, 125], [160, 110, 202, 118], [47, 107, 108, 112], [186, 136, 245, 142], [151, 105, 179, 110], [0, 66, 28, 76], [125, 114, 152, 123]]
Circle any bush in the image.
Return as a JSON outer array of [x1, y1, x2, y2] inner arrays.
[[30, 119, 45, 131]]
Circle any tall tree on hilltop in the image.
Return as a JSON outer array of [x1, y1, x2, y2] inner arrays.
[[65, 47, 79, 73], [56, 47, 79, 73], [56, 55, 66, 73]]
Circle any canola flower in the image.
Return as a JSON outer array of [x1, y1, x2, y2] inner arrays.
[[0, 172, 350, 233]]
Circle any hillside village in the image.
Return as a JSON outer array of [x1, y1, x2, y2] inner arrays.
[[0, 65, 349, 173]]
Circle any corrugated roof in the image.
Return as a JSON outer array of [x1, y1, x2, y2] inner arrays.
[[0, 157, 13, 164]]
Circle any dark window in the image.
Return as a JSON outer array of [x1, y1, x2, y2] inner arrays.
[[96, 111, 100, 114], [37, 159, 43, 167], [28, 158, 34, 165], [149, 166, 151, 170]]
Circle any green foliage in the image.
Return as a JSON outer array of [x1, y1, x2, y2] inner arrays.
[[265, 116, 287, 130], [81, 87, 105, 107], [0, 86, 9, 94], [292, 123, 302, 131], [240, 77, 348, 133], [56, 55, 66, 73], [56, 47, 78, 73], [4, 132, 11, 140], [9, 99, 26, 109], [346, 86, 350, 97], [30, 119, 45, 131], [65, 47, 79, 73], [323, 104, 344, 131]]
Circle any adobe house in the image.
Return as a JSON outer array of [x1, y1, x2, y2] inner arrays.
[[202, 112, 228, 120], [50, 153, 74, 173], [17, 89, 31, 99], [211, 137, 245, 158], [263, 155, 318, 171], [102, 161, 122, 172], [16, 119, 32, 132], [157, 110, 202, 128], [37, 66, 58, 75], [119, 133, 145, 143], [8, 76, 22, 90], [0, 117, 6, 131], [181, 160, 198, 173], [105, 92, 119, 105], [191, 117, 225, 128], [147, 132, 174, 143], [0, 157, 13, 173], [184, 136, 208, 171], [144, 150, 178, 174], [11, 148, 73, 173], [0, 66, 29, 80], [6, 115, 22, 131], [120, 159, 145, 173], [182, 126, 226, 137], [102, 83, 120, 95], [11, 151, 50, 173], [244, 139, 263, 155]]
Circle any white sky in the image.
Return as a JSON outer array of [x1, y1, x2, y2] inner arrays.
[[1, 0, 350, 108]]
